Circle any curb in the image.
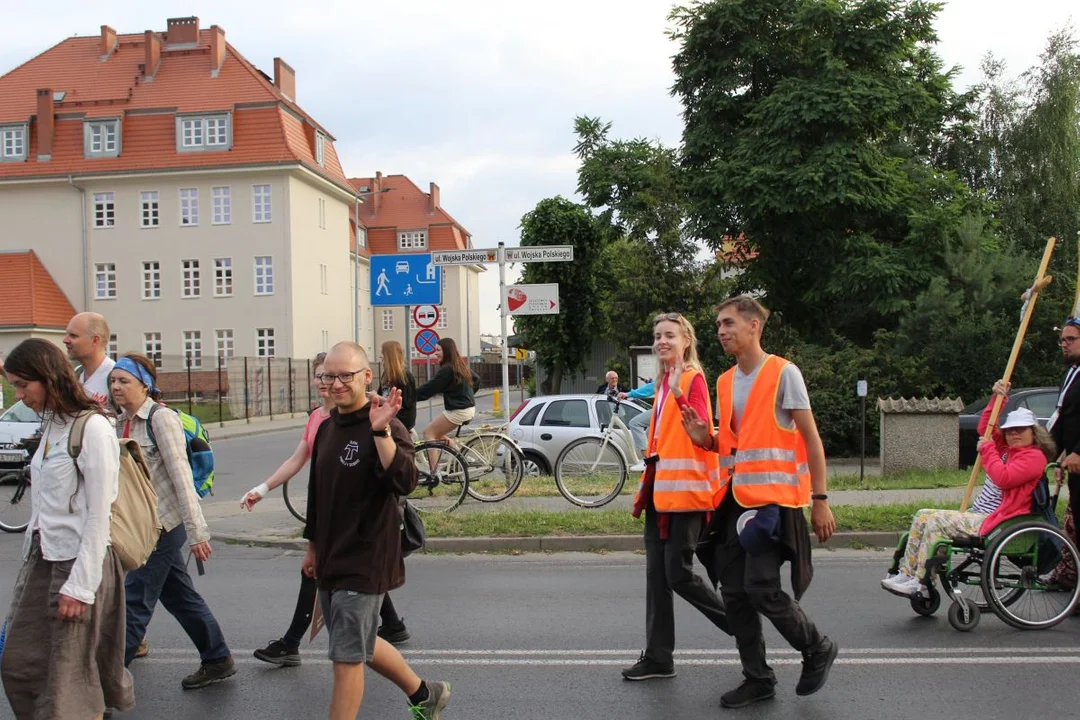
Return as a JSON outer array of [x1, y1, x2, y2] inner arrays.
[[212, 531, 902, 553]]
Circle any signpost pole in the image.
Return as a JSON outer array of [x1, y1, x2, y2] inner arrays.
[[404, 305, 411, 368], [499, 242, 510, 420]]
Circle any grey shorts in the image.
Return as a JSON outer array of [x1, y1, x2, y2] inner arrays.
[[320, 589, 384, 663]]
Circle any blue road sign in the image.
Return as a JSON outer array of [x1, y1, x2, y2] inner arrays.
[[370, 253, 442, 307]]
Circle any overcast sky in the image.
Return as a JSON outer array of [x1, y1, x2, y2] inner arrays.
[[2, 0, 1074, 337]]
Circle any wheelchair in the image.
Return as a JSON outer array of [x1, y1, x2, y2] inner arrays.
[[885, 465, 1080, 632]]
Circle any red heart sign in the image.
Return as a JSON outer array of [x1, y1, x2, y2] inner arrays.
[[507, 288, 527, 311]]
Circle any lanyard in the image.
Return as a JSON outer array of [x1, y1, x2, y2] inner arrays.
[[1059, 365, 1080, 409]]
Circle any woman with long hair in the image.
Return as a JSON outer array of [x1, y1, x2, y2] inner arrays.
[[379, 341, 417, 433], [1, 339, 134, 719], [109, 353, 236, 689], [621, 313, 729, 682], [417, 338, 480, 468]]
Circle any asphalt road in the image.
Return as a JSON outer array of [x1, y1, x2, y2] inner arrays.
[[0, 536, 1077, 719]]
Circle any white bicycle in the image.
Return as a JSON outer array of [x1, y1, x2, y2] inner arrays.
[[554, 398, 646, 508]]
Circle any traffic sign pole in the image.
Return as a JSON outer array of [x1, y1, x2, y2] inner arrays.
[[499, 242, 510, 420]]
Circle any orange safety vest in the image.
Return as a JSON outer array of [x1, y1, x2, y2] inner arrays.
[[714, 355, 811, 509], [634, 369, 722, 512]]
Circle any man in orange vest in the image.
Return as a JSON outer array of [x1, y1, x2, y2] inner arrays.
[[682, 295, 838, 709]]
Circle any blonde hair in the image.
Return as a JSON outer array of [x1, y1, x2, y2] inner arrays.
[[381, 340, 407, 387], [1032, 426, 1057, 462], [652, 312, 704, 374]]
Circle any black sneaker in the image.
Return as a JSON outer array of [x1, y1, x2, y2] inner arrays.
[[795, 637, 838, 696], [254, 639, 301, 667], [181, 656, 237, 690], [620, 651, 675, 681], [378, 621, 411, 645], [720, 679, 776, 708]]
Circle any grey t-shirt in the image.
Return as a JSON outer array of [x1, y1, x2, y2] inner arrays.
[[730, 358, 811, 432]]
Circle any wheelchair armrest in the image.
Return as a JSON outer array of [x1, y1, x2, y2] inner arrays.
[[950, 533, 983, 549]]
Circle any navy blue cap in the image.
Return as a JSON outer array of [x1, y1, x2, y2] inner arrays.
[[736, 505, 780, 555]]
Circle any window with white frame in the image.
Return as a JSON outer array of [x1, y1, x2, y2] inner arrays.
[[315, 132, 325, 166], [142, 261, 160, 300], [182, 259, 201, 298], [321, 330, 329, 351], [143, 332, 162, 367], [215, 329, 234, 360], [382, 309, 394, 331], [0, 125, 27, 161], [398, 230, 427, 250], [320, 264, 328, 295], [107, 334, 118, 361], [183, 330, 203, 369], [211, 186, 231, 224], [180, 188, 199, 226], [177, 114, 231, 151], [95, 263, 116, 299], [141, 191, 159, 227], [253, 185, 272, 223], [254, 256, 274, 295], [85, 120, 119, 157], [358, 227, 367, 248], [318, 198, 326, 229], [214, 258, 233, 296], [93, 192, 115, 228], [256, 328, 276, 358], [438, 305, 448, 329]]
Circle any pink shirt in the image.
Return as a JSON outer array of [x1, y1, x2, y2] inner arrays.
[[303, 407, 331, 453]]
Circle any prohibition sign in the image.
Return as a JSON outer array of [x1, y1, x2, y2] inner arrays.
[[415, 329, 440, 355]]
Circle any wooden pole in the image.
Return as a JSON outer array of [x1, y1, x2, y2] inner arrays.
[[960, 236, 1057, 511]]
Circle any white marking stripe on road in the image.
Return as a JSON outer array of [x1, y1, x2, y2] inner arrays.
[[135, 646, 1080, 657], [138, 656, 1080, 667]]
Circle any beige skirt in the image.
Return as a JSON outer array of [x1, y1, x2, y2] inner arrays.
[[443, 406, 476, 426], [1, 534, 135, 719]]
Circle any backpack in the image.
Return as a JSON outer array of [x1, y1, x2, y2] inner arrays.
[[69, 412, 161, 572], [146, 404, 215, 498]]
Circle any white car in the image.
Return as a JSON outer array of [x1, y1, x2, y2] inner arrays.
[[0, 401, 42, 469]]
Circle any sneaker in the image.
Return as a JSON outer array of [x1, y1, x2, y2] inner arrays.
[[409, 680, 451, 719], [134, 637, 150, 659], [629, 461, 646, 473], [796, 637, 839, 696], [720, 679, 776, 708], [621, 651, 676, 681], [181, 656, 237, 690], [378, 621, 411, 645], [254, 639, 301, 667], [880, 573, 920, 597]]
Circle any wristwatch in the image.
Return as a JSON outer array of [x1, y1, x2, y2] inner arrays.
[[811, 493, 828, 501], [372, 426, 392, 438]]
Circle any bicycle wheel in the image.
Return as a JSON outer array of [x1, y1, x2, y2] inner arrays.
[[411, 441, 469, 513], [981, 521, 1080, 630], [463, 433, 525, 502], [282, 476, 307, 524], [554, 436, 627, 508], [0, 471, 31, 534]]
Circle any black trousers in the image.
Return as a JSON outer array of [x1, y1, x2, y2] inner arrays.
[[644, 506, 730, 667], [1069, 473, 1080, 544], [716, 500, 823, 685]]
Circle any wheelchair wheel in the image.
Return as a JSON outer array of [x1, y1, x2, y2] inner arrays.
[[910, 590, 940, 617], [947, 597, 980, 632], [981, 521, 1080, 630]]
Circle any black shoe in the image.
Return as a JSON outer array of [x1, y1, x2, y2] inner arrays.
[[378, 621, 411, 645], [720, 679, 776, 709], [254, 639, 301, 667], [796, 637, 838, 696], [182, 656, 237, 690], [620, 651, 675, 681]]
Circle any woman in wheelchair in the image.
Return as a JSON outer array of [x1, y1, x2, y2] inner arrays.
[[881, 380, 1056, 598]]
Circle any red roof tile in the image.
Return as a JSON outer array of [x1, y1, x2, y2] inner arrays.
[[0, 250, 76, 329], [349, 174, 472, 249], [0, 21, 353, 194]]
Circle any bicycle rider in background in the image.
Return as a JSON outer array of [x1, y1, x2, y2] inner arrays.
[[618, 378, 655, 473], [417, 338, 480, 470]]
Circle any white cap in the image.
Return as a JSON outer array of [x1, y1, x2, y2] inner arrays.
[[1000, 408, 1037, 430]]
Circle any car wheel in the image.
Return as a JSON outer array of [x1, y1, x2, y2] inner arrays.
[[522, 452, 549, 477]]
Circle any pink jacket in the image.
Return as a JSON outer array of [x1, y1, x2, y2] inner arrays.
[[976, 401, 1046, 534]]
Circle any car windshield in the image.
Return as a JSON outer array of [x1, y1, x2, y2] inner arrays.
[[0, 401, 41, 424], [963, 395, 991, 414]]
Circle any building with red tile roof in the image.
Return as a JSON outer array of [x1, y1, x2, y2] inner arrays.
[[0, 250, 77, 347]]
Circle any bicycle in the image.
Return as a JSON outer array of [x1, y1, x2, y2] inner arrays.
[[0, 436, 38, 534], [554, 398, 645, 508], [450, 422, 526, 503]]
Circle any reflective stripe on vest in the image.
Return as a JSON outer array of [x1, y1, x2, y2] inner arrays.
[[634, 369, 721, 512], [715, 356, 811, 509]]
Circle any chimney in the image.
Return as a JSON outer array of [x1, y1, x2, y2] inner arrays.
[[166, 16, 200, 44], [210, 25, 225, 75], [144, 31, 161, 79], [36, 89, 55, 160], [428, 182, 441, 213], [100, 25, 117, 59], [370, 171, 383, 215], [274, 58, 296, 101]]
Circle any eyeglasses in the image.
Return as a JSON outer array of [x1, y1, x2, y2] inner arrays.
[[653, 312, 684, 324], [1060, 336, 1080, 346], [316, 368, 369, 385]]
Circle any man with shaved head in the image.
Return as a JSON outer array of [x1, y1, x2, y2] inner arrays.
[[64, 312, 114, 405], [302, 342, 451, 719]]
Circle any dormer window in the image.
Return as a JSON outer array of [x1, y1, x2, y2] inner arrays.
[[315, 131, 326, 166], [177, 113, 232, 152], [84, 119, 120, 158], [0, 124, 27, 162]]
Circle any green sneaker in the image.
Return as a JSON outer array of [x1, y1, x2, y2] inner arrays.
[[409, 680, 451, 719]]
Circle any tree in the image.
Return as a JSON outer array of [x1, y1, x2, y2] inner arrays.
[[514, 197, 607, 394], [670, 0, 985, 342]]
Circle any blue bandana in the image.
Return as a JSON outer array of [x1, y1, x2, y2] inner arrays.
[[112, 357, 158, 394]]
